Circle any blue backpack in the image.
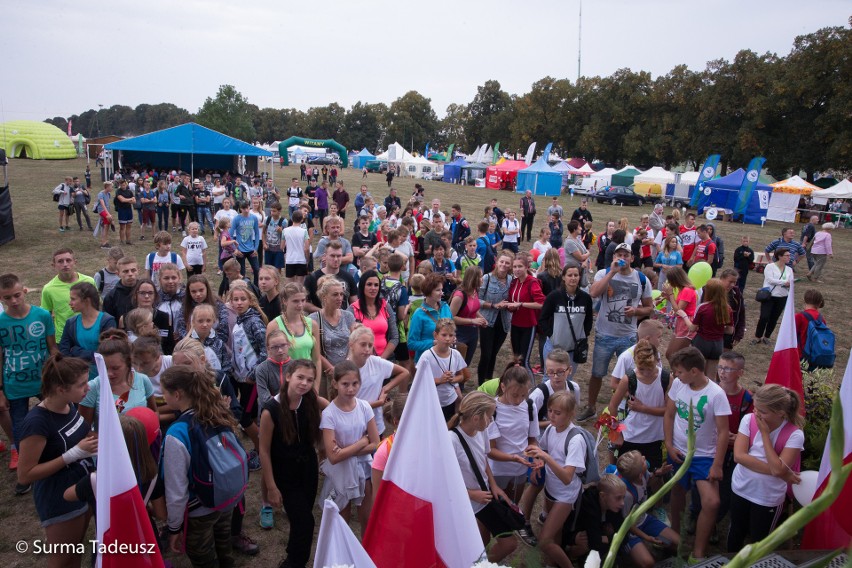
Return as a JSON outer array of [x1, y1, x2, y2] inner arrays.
[[477, 236, 495, 274], [802, 312, 835, 368], [178, 413, 248, 510]]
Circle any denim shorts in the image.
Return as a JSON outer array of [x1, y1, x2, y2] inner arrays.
[[591, 333, 637, 378]]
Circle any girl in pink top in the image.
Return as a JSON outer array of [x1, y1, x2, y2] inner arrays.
[[662, 266, 697, 364], [370, 393, 407, 493], [807, 223, 834, 282]]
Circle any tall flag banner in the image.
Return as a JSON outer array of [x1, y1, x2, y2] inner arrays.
[[424, 142, 430, 158], [94, 354, 164, 568], [540, 142, 553, 164], [689, 154, 721, 208], [492, 142, 500, 165], [363, 366, 484, 567], [802, 348, 852, 549], [446, 143, 455, 160], [763, 278, 805, 415], [524, 142, 537, 165], [734, 156, 766, 216], [315, 500, 377, 568], [67, 120, 73, 137]]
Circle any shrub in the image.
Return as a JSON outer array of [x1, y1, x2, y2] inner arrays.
[[801, 363, 835, 471]]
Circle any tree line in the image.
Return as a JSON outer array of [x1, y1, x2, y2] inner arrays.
[[46, 22, 850, 179]]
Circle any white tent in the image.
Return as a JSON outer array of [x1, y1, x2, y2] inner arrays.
[[767, 176, 820, 223], [581, 167, 618, 192], [402, 155, 437, 179], [634, 166, 675, 186], [376, 141, 414, 163], [812, 179, 852, 202], [576, 163, 595, 175], [678, 171, 700, 185]]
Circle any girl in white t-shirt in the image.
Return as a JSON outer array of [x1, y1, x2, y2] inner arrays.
[[448, 391, 519, 564], [486, 365, 540, 502], [416, 319, 468, 421], [728, 384, 804, 550], [319, 361, 380, 536], [532, 227, 552, 258], [524, 390, 586, 568], [346, 326, 409, 435]]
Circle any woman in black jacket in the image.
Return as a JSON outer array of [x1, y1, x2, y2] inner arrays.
[[539, 265, 594, 382]]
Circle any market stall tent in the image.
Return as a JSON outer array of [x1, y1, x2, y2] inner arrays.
[[812, 179, 852, 200], [485, 160, 526, 190], [578, 167, 618, 192], [516, 158, 563, 196], [633, 166, 674, 198], [567, 158, 587, 169], [0, 120, 77, 159], [351, 148, 376, 170], [699, 168, 772, 225], [611, 165, 643, 188], [460, 162, 488, 186], [403, 156, 436, 179], [376, 142, 414, 163], [442, 157, 469, 184], [767, 176, 820, 222], [668, 171, 700, 204]]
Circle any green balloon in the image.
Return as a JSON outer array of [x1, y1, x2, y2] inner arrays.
[[688, 262, 713, 289]]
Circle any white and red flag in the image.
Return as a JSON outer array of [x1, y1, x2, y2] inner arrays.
[[94, 353, 164, 568], [315, 499, 377, 568], [764, 278, 805, 415], [363, 363, 484, 567], [801, 348, 852, 549]]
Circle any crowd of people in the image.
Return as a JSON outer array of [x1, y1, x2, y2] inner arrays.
[[1, 172, 837, 567]]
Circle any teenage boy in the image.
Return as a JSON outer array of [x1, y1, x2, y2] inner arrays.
[[456, 236, 482, 278], [145, 231, 185, 288], [688, 225, 716, 268], [0, 273, 57, 484], [679, 213, 698, 267], [262, 202, 287, 270], [570, 198, 593, 229], [501, 210, 521, 253], [52, 176, 73, 232], [103, 257, 140, 322], [282, 210, 310, 284], [286, 178, 302, 218], [423, 217, 446, 257], [547, 196, 564, 221], [304, 241, 357, 312], [232, 200, 261, 286], [383, 229, 414, 282], [313, 216, 354, 266], [581, 243, 653, 422], [352, 215, 378, 269], [71, 176, 93, 231], [94, 246, 125, 299], [41, 248, 95, 343], [194, 180, 213, 235], [449, 204, 470, 249], [664, 347, 731, 564], [383, 253, 412, 376], [732, 236, 754, 292], [332, 181, 350, 219]]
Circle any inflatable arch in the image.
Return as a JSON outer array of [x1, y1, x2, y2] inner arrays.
[[279, 136, 348, 168]]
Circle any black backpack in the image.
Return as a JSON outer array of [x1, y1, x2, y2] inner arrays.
[[534, 382, 576, 422], [624, 369, 670, 419], [478, 236, 495, 274]]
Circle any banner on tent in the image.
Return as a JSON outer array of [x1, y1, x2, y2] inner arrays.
[[734, 157, 766, 216], [690, 154, 721, 209]]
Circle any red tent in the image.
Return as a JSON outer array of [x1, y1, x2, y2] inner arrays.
[[567, 157, 587, 169], [485, 160, 527, 190]]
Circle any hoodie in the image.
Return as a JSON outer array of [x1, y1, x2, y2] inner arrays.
[[231, 307, 267, 382], [103, 281, 136, 321]]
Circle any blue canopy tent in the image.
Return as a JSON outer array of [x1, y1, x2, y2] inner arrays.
[[351, 148, 376, 170], [441, 157, 469, 184], [105, 123, 271, 174], [516, 158, 562, 196], [695, 168, 772, 225]]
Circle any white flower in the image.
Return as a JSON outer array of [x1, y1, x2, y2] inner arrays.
[[584, 550, 601, 568]]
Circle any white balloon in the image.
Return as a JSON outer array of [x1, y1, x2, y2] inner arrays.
[[705, 208, 718, 221], [792, 470, 820, 506]]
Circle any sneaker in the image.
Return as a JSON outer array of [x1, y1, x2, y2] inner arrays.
[[14, 483, 32, 496], [576, 406, 597, 423], [259, 505, 274, 529], [9, 447, 18, 470], [182, 231, 188, 237], [59, 227, 65, 232], [231, 532, 259, 556], [688, 555, 707, 566], [100, 243, 111, 249], [516, 524, 538, 547], [247, 449, 261, 472], [139, 235, 145, 240]]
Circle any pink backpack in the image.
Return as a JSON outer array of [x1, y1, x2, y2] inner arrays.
[[747, 415, 801, 498]]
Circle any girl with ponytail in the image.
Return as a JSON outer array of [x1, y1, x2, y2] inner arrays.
[[729, 384, 804, 550]]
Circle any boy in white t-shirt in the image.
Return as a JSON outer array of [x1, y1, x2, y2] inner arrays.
[[282, 209, 310, 283], [180, 222, 208, 277], [664, 347, 730, 563], [146, 231, 186, 288], [500, 209, 520, 253]]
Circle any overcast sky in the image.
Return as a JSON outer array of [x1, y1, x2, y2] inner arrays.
[[1, 1, 848, 125]]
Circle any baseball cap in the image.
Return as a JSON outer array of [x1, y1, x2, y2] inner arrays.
[[614, 243, 632, 253]]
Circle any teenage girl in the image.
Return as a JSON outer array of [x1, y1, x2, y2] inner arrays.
[[17, 355, 97, 568], [661, 266, 696, 364], [160, 365, 241, 567], [218, 216, 237, 272], [370, 393, 407, 492], [506, 253, 546, 377], [346, 326, 409, 436], [259, 359, 325, 568], [448, 391, 519, 564], [684, 278, 733, 380], [486, 365, 540, 503], [524, 390, 585, 568], [728, 384, 804, 550], [417, 318, 468, 421], [228, 282, 268, 471], [257, 265, 282, 323], [267, 282, 322, 388], [320, 361, 380, 536], [533, 227, 553, 258]]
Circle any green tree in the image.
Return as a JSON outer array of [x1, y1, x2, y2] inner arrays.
[[465, 80, 514, 151], [340, 102, 388, 152], [253, 107, 298, 144], [302, 103, 346, 141], [387, 91, 438, 154], [645, 65, 704, 169], [435, 103, 467, 151], [45, 117, 68, 132], [196, 84, 256, 141]]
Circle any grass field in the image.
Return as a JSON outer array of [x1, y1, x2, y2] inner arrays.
[[0, 157, 848, 567]]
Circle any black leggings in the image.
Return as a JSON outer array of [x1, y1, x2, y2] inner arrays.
[[510, 325, 537, 379], [276, 464, 319, 568], [726, 492, 783, 551], [478, 324, 508, 385], [755, 296, 786, 339]]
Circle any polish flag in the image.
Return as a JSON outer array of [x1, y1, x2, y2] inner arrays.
[[764, 279, 805, 415], [94, 354, 164, 568], [363, 364, 484, 567], [67, 120, 73, 137], [801, 348, 852, 549], [315, 499, 377, 568]]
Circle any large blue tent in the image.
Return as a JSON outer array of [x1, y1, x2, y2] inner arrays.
[[516, 158, 562, 196], [695, 168, 772, 225], [105, 123, 271, 172], [351, 148, 376, 170], [441, 157, 469, 184]]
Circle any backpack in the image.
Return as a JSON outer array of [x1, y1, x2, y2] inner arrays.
[[802, 312, 835, 368], [176, 412, 248, 510], [545, 423, 601, 485], [534, 382, 575, 422], [478, 236, 495, 274], [747, 415, 801, 499], [624, 369, 670, 419], [147, 252, 178, 271]]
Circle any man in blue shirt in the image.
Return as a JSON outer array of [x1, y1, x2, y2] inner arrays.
[[764, 227, 806, 270], [231, 201, 261, 285]]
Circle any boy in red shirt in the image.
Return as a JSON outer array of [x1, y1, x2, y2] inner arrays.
[[679, 213, 698, 266], [795, 288, 826, 361], [689, 224, 716, 267]]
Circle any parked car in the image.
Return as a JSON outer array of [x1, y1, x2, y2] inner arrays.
[[595, 185, 646, 206], [365, 160, 388, 173], [307, 155, 338, 165]]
